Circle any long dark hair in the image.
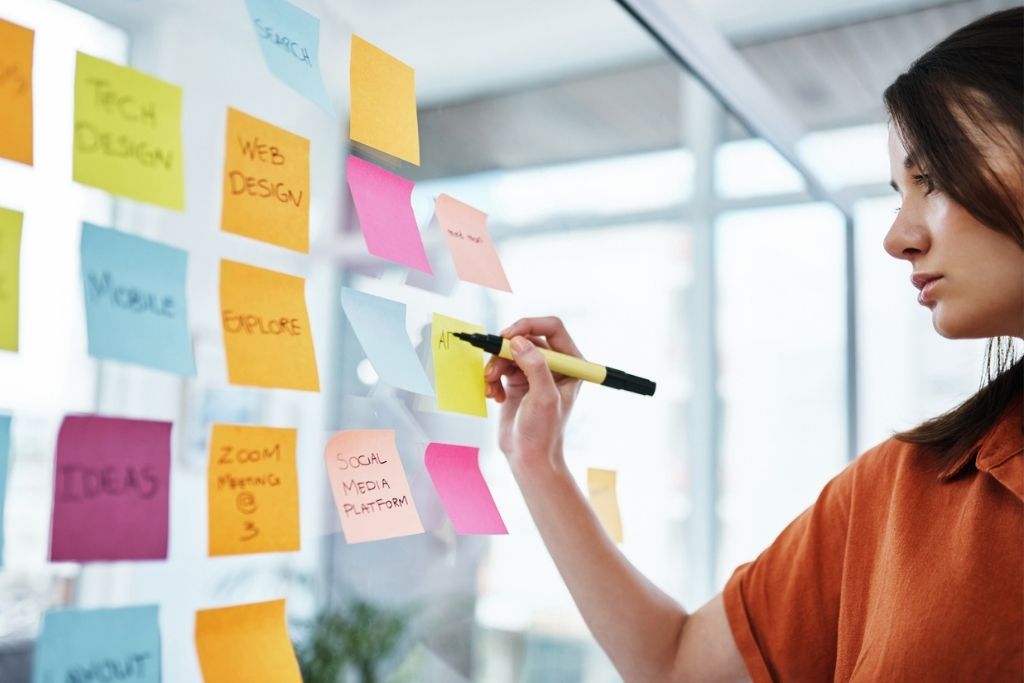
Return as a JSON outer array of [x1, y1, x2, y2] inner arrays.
[[883, 7, 1023, 466]]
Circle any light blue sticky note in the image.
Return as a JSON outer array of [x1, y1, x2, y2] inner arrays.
[[33, 605, 161, 683], [341, 288, 434, 396], [80, 223, 195, 375], [245, 0, 333, 112], [0, 415, 9, 567]]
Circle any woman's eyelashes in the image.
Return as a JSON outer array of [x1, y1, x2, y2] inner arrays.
[[913, 173, 937, 195]]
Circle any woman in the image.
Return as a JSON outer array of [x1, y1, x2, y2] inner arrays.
[[483, 8, 1022, 682]]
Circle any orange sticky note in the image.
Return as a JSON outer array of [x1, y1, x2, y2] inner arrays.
[[208, 424, 300, 556], [587, 468, 623, 543], [195, 599, 301, 683], [0, 19, 34, 165], [220, 259, 319, 391], [349, 35, 419, 165], [435, 194, 512, 292], [221, 108, 310, 253], [323, 429, 424, 544]]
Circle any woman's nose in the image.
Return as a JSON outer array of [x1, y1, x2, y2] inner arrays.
[[883, 207, 929, 261]]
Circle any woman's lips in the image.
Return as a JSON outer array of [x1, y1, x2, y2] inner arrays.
[[916, 276, 943, 305]]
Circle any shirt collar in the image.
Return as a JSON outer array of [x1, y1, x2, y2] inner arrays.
[[937, 393, 1023, 501]]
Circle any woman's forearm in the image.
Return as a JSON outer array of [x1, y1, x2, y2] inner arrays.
[[511, 456, 689, 683]]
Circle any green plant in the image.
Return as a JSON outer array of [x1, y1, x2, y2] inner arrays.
[[295, 599, 408, 683]]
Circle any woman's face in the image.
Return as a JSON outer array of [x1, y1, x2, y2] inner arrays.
[[884, 126, 1024, 339]]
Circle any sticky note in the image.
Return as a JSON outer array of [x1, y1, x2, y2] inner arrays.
[[221, 108, 310, 252], [220, 259, 319, 391], [208, 424, 300, 556], [33, 605, 161, 683], [0, 415, 10, 566], [80, 223, 195, 375], [346, 155, 431, 273], [73, 52, 184, 209], [424, 442, 507, 535], [340, 288, 433, 395], [431, 313, 487, 417], [435, 194, 512, 292], [49, 415, 171, 562], [0, 208, 23, 352], [195, 599, 301, 683], [0, 19, 34, 165], [244, 0, 332, 112], [323, 429, 424, 544], [349, 34, 419, 165], [587, 468, 623, 543]]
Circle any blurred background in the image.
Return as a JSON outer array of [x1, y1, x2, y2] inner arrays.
[[0, 0, 1014, 680]]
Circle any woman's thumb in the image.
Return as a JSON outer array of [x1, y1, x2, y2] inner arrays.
[[510, 336, 558, 406]]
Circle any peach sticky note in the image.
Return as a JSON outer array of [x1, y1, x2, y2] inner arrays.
[[587, 468, 623, 543], [0, 208, 23, 352], [195, 599, 301, 683], [73, 52, 184, 210], [0, 19, 34, 165], [349, 34, 419, 165], [435, 194, 512, 292], [221, 108, 310, 253], [323, 429, 424, 544], [431, 313, 487, 417], [424, 442, 507, 535], [208, 424, 300, 556], [220, 259, 319, 391], [346, 154, 431, 273]]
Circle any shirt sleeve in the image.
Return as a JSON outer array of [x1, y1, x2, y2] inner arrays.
[[723, 458, 858, 683]]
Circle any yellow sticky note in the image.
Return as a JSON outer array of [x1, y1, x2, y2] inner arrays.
[[221, 108, 310, 252], [0, 208, 23, 352], [0, 19, 34, 166], [432, 313, 486, 417], [349, 34, 420, 165], [73, 52, 185, 210], [208, 424, 300, 556], [587, 468, 623, 543], [220, 259, 319, 391], [195, 599, 302, 683]]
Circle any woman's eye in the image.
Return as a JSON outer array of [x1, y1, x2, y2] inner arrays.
[[913, 173, 937, 195]]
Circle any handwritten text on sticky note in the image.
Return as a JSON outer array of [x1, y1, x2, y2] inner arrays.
[[220, 259, 319, 391], [0, 208, 23, 352], [436, 194, 511, 292], [50, 415, 171, 562], [324, 429, 424, 543], [195, 599, 301, 683], [208, 424, 300, 556], [222, 108, 309, 252], [34, 606, 161, 683], [349, 34, 419, 165], [245, 0, 332, 112], [73, 52, 184, 209], [81, 222, 195, 375], [424, 442, 506, 535], [587, 468, 623, 544], [0, 18, 34, 165], [346, 155, 431, 273], [432, 313, 487, 417]]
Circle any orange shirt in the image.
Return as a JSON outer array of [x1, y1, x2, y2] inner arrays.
[[724, 395, 1023, 682]]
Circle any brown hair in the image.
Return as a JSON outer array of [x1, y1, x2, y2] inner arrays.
[[883, 8, 1023, 466]]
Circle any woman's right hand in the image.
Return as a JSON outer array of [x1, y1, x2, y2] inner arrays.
[[484, 317, 584, 474]]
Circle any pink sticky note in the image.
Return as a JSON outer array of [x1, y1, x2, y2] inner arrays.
[[424, 442, 507, 535], [435, 194, 511, 292], [323, 429, 424, 543], [346, 155, 431, 273], [50, 415, 171, 562]]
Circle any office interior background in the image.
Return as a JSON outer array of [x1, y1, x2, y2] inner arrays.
[[0, 0, 1018, 680]]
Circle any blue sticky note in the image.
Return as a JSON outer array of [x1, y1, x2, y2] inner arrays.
[[0, 415, 9, 567], [80, 223, 195, 375], [245, 0, 333, 112], [341, 288, 434, 396], [33, 605, 161, 683]]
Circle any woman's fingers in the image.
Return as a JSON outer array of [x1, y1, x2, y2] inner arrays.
[[499, 317, 581, 357]]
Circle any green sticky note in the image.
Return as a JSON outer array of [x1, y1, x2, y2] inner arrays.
[[0, 208, 23, 352], [73, 52, 185, 210]]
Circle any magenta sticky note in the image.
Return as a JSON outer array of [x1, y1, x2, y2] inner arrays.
[[50, 415, 171, 562], [424, 442, 507, 535], [346, 155, 432, 273]]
